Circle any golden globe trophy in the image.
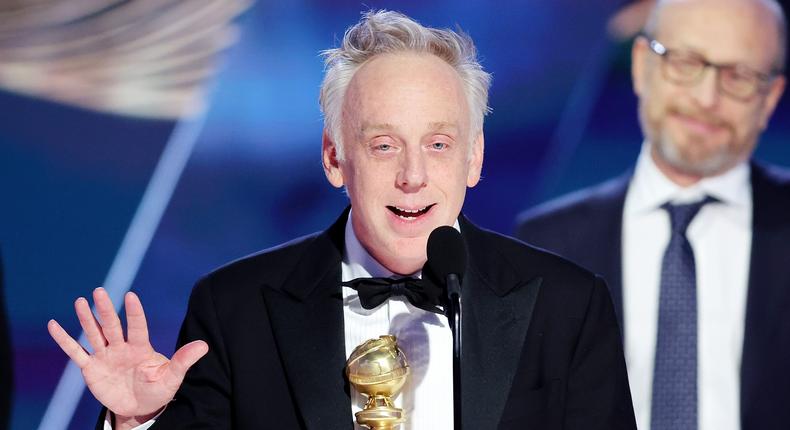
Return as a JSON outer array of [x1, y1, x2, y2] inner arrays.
[[345, 335, 410, 429]]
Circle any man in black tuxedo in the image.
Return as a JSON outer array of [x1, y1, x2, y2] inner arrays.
[[517, 1, 789, 429], [49, 10, 635, 429]]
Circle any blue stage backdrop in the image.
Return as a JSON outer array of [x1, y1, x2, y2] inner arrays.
[[1, 1, 789, 429]]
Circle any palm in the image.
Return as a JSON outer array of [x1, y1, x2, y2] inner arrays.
[[49, 288, 208, 420], [83, 343, 174, 416]]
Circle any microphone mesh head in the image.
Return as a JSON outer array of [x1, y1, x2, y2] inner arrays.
[[426, 226, 468, 282]]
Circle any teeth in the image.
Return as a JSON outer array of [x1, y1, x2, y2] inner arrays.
[[395, 206, 427, 213]]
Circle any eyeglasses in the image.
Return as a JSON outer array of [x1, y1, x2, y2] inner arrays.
[[644, 36, 779, 102]]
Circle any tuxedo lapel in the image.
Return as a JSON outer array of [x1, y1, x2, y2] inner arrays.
[[261, 211, 352, 429], [459, 218, 543, 429]]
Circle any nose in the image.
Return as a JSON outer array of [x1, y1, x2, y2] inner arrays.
[[396, 147, 428, 192], [689, 66, 721, 109]]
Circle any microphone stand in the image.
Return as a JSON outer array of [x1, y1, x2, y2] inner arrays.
[[446, 273, 462, 430]]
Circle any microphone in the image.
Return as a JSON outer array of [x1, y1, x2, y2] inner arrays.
[[426, 225, 466, 430], [426, 225, 467, 300]]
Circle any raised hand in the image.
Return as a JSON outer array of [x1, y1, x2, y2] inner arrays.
[[48, 288, 208, 427]]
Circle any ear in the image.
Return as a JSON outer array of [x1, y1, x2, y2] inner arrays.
[[632, 36, 650, 97], [322, 130, 344, 188], [466, 132, 485, 187], [758, 75, 786, 129]]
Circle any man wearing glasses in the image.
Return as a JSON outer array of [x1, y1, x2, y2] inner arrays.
[[517, 0, 789, 429]]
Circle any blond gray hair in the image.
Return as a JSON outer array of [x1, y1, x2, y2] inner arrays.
[[319, 10, 492, 160]]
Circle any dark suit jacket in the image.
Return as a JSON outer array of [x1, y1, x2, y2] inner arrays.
[[102, 210, 635, 429], [515, 161, 790, 429]]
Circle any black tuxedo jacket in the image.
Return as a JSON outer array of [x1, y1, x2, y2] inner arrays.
[[515, 161, 790, 429], [105, 210, 635, 429]]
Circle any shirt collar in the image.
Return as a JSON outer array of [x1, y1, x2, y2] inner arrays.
[[342, 208, 461, 279], [626, 141, 751, 214]]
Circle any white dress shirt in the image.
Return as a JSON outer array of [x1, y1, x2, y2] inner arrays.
[[108, 212, 456, 430], [342, 212, 455, 429], [622, 144, 751, 430]]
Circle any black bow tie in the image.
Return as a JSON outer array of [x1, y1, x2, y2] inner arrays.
[[341, 276, 446, 315]]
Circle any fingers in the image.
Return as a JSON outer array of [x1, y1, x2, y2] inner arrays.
[[124, 292, 150, 347], [93, 287, 125, 346], [75, 297, 107, 353], [63, 289, 150, 353], [164, 340, 209, 387], [48, 319, 90, 368]]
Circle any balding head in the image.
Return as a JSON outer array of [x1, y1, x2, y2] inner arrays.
[[632, 0, 787, 185], [644, 0, 786, 72]]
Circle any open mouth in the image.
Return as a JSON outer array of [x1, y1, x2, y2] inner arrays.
[[386, 204, 436, 220]]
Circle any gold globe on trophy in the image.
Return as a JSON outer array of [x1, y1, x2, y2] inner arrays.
[[345, 335, 410, 429]]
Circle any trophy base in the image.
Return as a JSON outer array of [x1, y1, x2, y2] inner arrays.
[[355, 401, 405, 430]]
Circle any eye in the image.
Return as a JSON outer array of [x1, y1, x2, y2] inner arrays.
[[427, 135, 454, 151], [665, 52, 704, 79], [369, 138, 399, 155], [725, 68, 757, 84]]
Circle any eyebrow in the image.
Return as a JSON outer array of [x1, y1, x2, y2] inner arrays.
[[359, 121, 460, 134], [427, 122, 460, 134], [360, 123, 396, 134], [671, 43, 770, 73]]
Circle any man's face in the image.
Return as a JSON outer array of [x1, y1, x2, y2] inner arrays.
[[322, 52, 483, 275], [632, 0, 785, 182]]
